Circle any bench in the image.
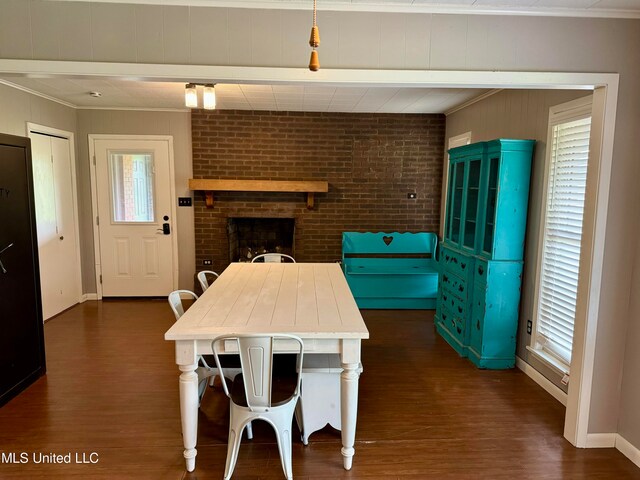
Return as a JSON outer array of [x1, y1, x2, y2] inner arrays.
[[342, 232, 439, 309]]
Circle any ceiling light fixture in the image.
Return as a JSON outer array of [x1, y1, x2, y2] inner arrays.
[[309, 0, 320, 71], [185, 83, 217, 109]]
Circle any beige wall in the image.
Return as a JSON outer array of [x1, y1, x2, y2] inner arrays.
[[445, 89, 590, 391], [0, 83, 76, 137], [76, 110, 195, 292], [1, 0, 640, 446]]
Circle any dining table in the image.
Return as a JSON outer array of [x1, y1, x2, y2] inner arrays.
[[164, 262, 370, 472]]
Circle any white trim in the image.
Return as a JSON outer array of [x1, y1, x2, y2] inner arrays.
[[564, 86, 617, 448], [2, 80, 76, 109], [616, 434, 640, 468], [88, 135, 179, 298], [80, 293, 99, 302], [26, 123, 84, 310], [445, 89, 502, 116], [526, 346, 570, 376], [515, 356, 567, 407], [0, 61, 613, 90], [47, 0, 640, 19], [585, 433, 616, 448]]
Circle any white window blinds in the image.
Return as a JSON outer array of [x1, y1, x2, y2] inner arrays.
[[535, 116, 591, 366]]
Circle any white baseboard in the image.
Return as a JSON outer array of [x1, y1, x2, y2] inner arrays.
[[515, 356, 567, 406], [616, 434, 640, 468], [585, 433, 616, 448], [80, 293, 99, 302]]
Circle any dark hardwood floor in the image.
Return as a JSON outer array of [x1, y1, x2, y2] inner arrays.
[[0, 300, 638, 479]]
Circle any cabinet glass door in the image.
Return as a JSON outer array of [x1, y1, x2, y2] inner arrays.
[[482, 156, 500, 255], [462, 159, 481, 250], [449, 162, 465, 244]]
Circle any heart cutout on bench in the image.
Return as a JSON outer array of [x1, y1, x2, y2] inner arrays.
[[382, 236, 394, 246]]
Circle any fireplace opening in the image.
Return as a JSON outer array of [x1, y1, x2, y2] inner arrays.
[[228, 217, 295, 262]]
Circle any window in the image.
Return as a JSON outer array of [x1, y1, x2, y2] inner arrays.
[[530, 97, 592, 373], [109, 152, 155, 223]]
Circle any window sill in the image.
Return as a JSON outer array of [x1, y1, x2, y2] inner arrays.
[[526, 346, 570, 376]]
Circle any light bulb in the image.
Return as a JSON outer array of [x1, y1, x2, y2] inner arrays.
[[203, 84, 216, 110], [185, 83, 198, 108]]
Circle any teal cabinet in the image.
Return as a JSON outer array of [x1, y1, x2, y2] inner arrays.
[[436, 139, 534, 369]]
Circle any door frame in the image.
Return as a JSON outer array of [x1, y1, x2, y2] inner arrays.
[[3, 60, 622, 448], [26, 122, 83, 308], [88, 134, 179, 299]]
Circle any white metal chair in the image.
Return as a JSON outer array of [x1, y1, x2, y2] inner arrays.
[[197, 270, 219, 292], [251, 253, 296, 263], [295, 354, 363, 445], [212, 334, 304, 480]]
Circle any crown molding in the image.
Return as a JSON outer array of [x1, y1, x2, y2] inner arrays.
[[0, 79, 77, 109], [51, 0, 640, 19], [444, 89, 502, 116]]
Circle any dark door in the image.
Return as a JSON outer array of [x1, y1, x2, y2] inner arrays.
[[0, 133, 46, 406]]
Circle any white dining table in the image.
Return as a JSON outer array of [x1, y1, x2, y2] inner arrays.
[[164, 262, 369, 473]]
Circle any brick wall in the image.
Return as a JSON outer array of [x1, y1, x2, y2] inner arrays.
[[192, 110, 445, 275]]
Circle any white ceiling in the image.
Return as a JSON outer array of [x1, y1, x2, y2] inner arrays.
[[56, 0, 640, 17], [0, 77, 489, 114]]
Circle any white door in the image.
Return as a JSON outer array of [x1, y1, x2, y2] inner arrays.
[[91, 137, 177, 297], [30, 131, 81, 319]]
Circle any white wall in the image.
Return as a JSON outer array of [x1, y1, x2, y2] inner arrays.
[[1, 0, 639, 445], [76, 110, 195, 292]]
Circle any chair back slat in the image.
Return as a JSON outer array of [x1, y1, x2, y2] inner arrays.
[[212, 334, 304, 412]]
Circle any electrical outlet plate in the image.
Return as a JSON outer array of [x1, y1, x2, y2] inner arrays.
[[527, 320, 532, 334], [203, 259, 212, 265]]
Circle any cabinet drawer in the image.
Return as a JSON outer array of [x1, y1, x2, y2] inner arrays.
[[441, 285, 468, 319], [469, 285, 486, 355], [440, 269, 469, 298], [440, 246, 473, 279], [439, 304, 466, 344]]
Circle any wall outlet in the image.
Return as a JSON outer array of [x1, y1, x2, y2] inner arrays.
[[527, 319, 532, 335], [203, 259, 212, 265], [407, 192, 417, 199], [178, 197, 192, 207]]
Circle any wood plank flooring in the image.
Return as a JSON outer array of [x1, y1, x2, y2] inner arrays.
[[0, 300, 638, 479]]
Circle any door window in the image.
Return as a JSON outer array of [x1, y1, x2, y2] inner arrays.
[[109, 152, 155, 223]]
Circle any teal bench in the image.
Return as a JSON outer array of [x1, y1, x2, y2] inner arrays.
[[342, 232, 439, 309]]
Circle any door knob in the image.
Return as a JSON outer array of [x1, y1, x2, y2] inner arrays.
[[59, 236, 64, 240]]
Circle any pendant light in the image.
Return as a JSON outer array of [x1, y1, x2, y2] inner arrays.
[[309, 0, 320, 71], [203, 84, 216, 110], [185, 83, 198, 108]]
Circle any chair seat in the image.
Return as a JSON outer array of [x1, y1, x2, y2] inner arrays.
[[201, 354, 241, 369]]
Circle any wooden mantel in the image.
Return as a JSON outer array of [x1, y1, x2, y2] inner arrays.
[[188, 179, 329, 210]]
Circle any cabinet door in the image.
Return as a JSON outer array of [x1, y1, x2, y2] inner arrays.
[[480, 155, 500, 257], [446, 161, 466, 245], [0, 138, 46, 406], [462, 158, 482, 252]]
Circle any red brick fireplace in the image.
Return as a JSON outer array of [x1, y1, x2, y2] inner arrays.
[[191, 110, 445, 276]]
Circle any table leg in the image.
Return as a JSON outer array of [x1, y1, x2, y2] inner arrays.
[[340, 362, 361, 470], [179, 363, 199, 472]]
